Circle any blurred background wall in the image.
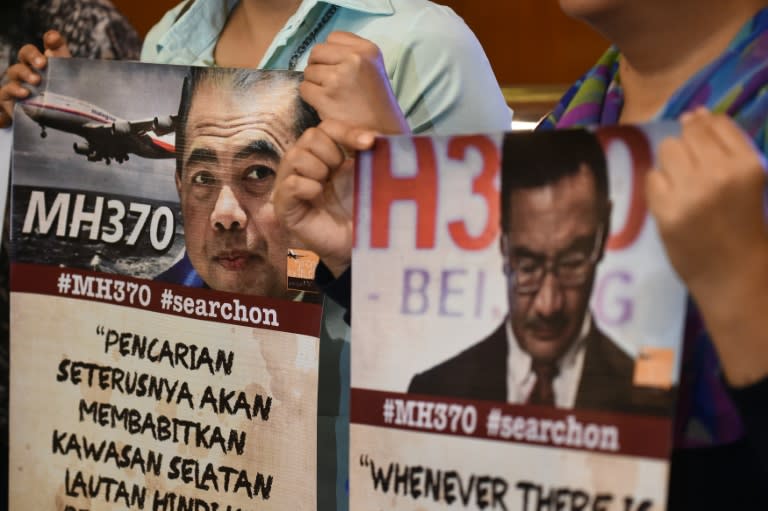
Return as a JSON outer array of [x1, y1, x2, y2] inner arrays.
[[111, 0, 609, 123]]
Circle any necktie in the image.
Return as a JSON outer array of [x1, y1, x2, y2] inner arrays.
[[528, 361, 558, 406]]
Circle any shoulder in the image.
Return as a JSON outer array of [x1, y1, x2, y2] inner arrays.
[[141, 0, 198, 62], [357, 0, 489, 67], [39, 0, 142, 59], [386, 0, 493, 73], [345, 0, 510, 133], [579, 325, 635, 392], [146, 0, 194, 32], [386, 0, 476, 36], [141, 0, 187, 56], [40, 0, 133, 22], [434, 325, 507, 371], [586, 326, 634, 374], [408, 323, 507, 393], [155, 252, 205, 288], [582, 326, 674, 415]]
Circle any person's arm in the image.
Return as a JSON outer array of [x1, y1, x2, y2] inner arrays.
[[272, 119, 376, 283], [647, 108, 768, 388], [300, 31, 410, 136], [300, 8, 511, 137], [279, 6, 511, 319], [272, 120, 364, 323], [649, 106, 768, 480], [315, 263, 351, 322], [1, 0, 141, 127], [292, 33, 408, 317], [727, 377, 768, 482], [42, 0, 141, 61], [386, 6, 511, 135], [0, 31, 70, 127], [648, 108, 768, 492]]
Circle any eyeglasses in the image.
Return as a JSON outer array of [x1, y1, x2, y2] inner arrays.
[[504, 224, 604, 295]]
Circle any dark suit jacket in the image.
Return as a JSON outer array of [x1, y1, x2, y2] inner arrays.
[[408, 320, 672, 415]]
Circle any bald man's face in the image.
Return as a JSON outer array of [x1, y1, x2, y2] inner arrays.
[[176, 80, 299, 297]]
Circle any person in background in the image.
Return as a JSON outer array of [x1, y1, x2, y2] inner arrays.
[[0, 2, 512, 509], [0, 0, 141, 506], [274, 0, 768, 508], [0, 0, 140, 116], [540, 1, 768, 508]]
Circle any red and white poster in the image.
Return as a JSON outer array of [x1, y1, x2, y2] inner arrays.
[[351, 126, 686, 510]]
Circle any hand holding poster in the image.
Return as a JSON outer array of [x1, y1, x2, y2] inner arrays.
[[351, 125, 687, 510], [10, 58, 323, 510]]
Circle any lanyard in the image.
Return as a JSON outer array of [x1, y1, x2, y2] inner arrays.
[[287, 4, 338, 70]]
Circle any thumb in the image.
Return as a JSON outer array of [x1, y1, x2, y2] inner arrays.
[[43, 30, 71, 58], [319, 119, 378, 153], [644, 167, 672, 221]]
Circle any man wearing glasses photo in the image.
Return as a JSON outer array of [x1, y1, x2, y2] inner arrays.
[[409, 130, 665, 415]]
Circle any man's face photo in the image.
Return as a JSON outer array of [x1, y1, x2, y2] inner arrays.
[[504, 164, 606, 364], [175, 75, 301, 298]]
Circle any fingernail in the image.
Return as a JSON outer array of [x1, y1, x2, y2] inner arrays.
[[357, 132, 374, 146], [34, 57, 44, 68]]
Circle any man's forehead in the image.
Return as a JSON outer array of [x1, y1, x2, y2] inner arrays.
[[182, 83, 299, 158], [508, 166, 600, 214], [187, 78, 298, 120], [506, 168, 602, 239]]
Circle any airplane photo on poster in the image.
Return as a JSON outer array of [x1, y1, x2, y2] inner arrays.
[[19, 90, 176, 164]]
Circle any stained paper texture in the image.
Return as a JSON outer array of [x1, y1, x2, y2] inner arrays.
[[10, 58, 322, 511]]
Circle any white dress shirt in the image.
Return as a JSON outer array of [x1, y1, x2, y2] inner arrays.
[[506, 313, 592, 408]]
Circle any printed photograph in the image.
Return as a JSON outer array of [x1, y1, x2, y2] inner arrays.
[[408, 130, 674, 415], [350, 127, 687, 510], [13, 58, 321, 301], [9, 58, 324, 511]]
